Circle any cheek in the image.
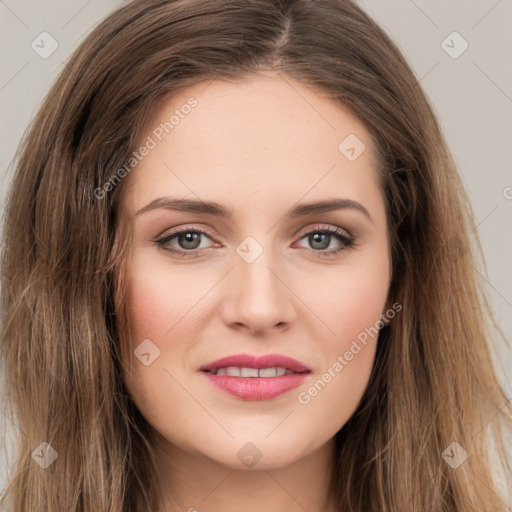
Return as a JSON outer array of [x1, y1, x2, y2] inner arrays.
[[304, 252, 390, 349], [124, 254, 209, 342], [121, 256, 193, 388], [333, 272, 388, 347], [293, 252, 389, 422], [122, 254, 221, 400], [121, 258, 202, 436]]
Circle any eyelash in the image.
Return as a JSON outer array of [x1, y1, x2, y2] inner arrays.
[[155, 224, 357, 259]]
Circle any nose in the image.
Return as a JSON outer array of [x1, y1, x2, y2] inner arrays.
[[221, 246, 297, 336]]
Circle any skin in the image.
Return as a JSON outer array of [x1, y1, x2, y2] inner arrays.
[[118, 71, 391, 511]]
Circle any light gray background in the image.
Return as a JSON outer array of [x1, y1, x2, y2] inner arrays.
[[1, 0, 511, 505]]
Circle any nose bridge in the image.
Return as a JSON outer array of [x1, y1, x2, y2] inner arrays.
[[224, 233, 295, 332], [236, 235, 284, 304]]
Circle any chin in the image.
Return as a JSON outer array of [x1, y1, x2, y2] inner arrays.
[[190, 432, 322, 471]]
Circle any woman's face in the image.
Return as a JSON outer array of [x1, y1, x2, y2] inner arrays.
[[119, 72, 391, 470]]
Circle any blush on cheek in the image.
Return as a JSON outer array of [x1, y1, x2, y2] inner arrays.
[[125, 263, 214, 372], [326, 282, 388, 348], [338, 307, 385, 353], [126, 261, 189, 339]]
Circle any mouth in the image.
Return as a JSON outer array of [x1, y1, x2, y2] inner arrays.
[[199, 353, 311, 400], [203, 366, 296, 377]]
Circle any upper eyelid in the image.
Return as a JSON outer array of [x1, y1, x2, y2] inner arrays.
[[294, 224, 353, 239], [158, 225, 217, 242]]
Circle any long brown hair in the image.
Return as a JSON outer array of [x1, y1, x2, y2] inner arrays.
[[1, 0, 510, 510]]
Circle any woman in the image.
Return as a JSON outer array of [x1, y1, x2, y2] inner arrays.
[[1, 0, 510, 510]]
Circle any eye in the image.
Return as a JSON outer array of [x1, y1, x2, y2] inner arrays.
[[155, 226, 215, 258], [294, 224, 356, 256], [155, 224, 357, 258]]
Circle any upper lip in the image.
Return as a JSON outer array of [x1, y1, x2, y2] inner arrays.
[[199, 353, 311, 373]]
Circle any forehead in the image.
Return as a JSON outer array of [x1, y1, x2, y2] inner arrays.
[[123, 72, 383, 219]]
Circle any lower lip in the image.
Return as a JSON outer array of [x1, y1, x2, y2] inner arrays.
[[200, 372, 309, 400]]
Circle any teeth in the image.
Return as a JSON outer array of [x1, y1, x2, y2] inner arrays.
[[240, 367, 259, 377], [259, 367, 278, 377], [226, 367, 241, 377], [213, 366, 292, 377]]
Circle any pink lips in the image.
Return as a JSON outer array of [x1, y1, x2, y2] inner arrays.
[[199, 353, 311, 401]]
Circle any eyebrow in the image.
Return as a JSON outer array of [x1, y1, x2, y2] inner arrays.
[[136, 197, 373, 224]]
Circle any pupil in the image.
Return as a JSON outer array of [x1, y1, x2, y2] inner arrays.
[[311, 233, 329, 250], [180, 232, 200, 249]]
